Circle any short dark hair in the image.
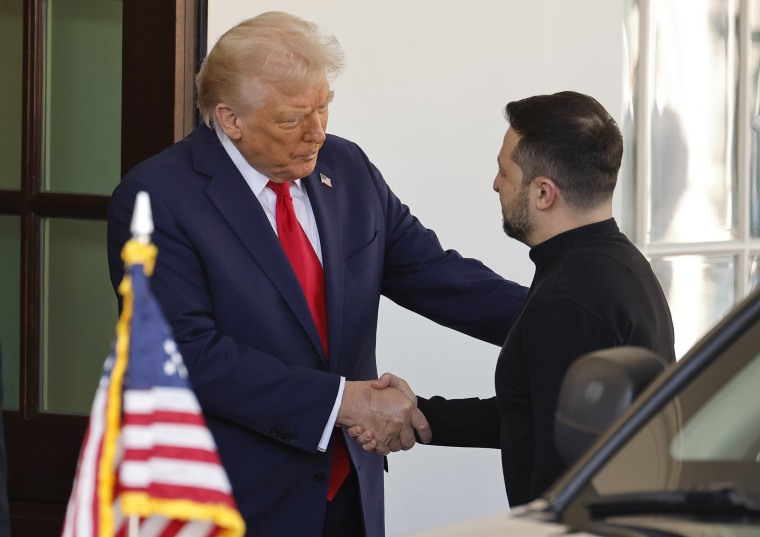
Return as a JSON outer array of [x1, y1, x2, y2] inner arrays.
[[505, 91, 623, 210]]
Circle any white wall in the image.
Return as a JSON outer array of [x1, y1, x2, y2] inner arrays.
[[208, 2, 624, 535]]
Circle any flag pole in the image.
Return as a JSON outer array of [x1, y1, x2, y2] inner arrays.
[[129, 514, 139, 537], [127, 192, 154, 537]]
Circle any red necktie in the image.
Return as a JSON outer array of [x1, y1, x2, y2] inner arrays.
[[266, 180, 350, 501]]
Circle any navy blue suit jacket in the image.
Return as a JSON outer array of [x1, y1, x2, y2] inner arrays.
[[107, 125, 527, 537]]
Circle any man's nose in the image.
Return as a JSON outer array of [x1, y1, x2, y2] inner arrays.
[[304, 112, 326, 143]]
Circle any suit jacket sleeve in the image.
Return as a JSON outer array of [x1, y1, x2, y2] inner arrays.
[[356, 146, 528, 346]]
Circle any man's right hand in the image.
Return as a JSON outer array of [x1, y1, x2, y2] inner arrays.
[[337, 379, 428, 456], [341, 374, 431, 455]]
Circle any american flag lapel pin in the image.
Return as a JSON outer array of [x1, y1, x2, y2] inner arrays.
[[320, 173, 333, 188]]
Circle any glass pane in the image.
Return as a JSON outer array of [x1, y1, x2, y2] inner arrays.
[[618, 0, 640, 238], [0, 216, 20, 410], [650, 254, 735, 358], [751, 0, 760, 237], [647, 0, 738, 244], [750, 253, 760, 292], [44, 0, 122, 195], [0, 0, 23, 189], [42, 218, 118, 414]]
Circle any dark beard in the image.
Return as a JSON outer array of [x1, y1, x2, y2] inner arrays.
[[501, 187, 531, 245], [503, 218, 528, 244]]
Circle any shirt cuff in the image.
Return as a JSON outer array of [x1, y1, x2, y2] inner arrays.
[[318, 376, 345, 452]]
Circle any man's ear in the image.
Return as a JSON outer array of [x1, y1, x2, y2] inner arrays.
[[215, 104, 242, 140], [535, 176, 559, 210]]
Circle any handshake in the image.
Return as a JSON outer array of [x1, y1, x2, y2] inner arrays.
[[336, 373, 431, 456]]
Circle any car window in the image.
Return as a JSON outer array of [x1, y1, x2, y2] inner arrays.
[[674, 350, 760, 462], [587, 315, 760, 497]]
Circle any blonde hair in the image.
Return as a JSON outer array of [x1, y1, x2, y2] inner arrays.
[[196, 11, 344, 128]]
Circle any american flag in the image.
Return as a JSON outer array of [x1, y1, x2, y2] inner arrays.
[[62, 235, 245, 536]]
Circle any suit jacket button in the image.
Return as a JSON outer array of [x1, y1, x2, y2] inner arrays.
[[313, 472, 326, 484], [270, 427, 281, 438]]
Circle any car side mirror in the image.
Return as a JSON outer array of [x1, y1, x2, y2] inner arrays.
[[554, 346, 668, 467]]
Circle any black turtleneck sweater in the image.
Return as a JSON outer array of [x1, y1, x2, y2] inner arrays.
[[418, 219, 675, 506]]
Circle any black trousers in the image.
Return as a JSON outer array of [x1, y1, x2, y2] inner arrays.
[[321, 470, 365, 537]]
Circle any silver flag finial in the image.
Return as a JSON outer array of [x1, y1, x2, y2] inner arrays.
[[130, 191, 154, 243]]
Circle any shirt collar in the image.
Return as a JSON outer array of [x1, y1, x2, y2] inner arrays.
[[216, 129, 304, 196], [529, 218, 619, 265]]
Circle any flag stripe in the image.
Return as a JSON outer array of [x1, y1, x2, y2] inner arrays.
[[121, 422, 217, 450], [119, 458, 233, 491], [125, 387, 202, 413], [138, 515, 171, 537], [123, 410, 207, 427], [123, 517, 217, 537], [119, 484, 239, 507], [66, 384, 108, 537], [175, 520, 215, 537], [124, 445, 223, 464]]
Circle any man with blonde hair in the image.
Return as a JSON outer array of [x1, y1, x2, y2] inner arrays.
[[107, 11, 527, 537]]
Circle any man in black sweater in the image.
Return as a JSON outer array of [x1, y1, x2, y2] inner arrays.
[[349, 91, 675, 507]]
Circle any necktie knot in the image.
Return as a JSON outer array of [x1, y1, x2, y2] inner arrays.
[[267, 180, 291, 198]]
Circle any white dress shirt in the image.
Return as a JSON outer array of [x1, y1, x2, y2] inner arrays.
[[218, 131, 344, 452]]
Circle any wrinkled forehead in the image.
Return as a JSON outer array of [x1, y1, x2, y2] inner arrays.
[[242, 71, 332, 110]]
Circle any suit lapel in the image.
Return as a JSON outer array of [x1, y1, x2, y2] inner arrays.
[[196, 129, 327, 360], [303, 165, 345, 372]]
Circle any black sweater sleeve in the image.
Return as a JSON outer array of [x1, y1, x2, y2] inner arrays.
[[416, 395, 501, 448]]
